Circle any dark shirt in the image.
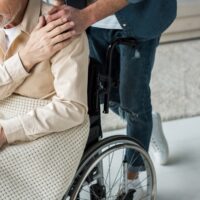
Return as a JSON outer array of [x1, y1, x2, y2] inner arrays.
[[67, 0, 177, 39]]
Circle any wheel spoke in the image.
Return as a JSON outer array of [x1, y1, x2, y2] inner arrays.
[[105, 147, 115, 187], [70, 141, 156, 200], [106, 151, 124, 197]]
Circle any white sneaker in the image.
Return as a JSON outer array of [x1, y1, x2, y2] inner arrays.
[[150, 112, 169, 165], [127, 178, 145, 200]]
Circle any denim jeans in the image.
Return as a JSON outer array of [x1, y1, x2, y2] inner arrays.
[[87, 27, 160, 172]]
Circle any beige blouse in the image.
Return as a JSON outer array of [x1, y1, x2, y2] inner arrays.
[[0, 0, 89, 144]]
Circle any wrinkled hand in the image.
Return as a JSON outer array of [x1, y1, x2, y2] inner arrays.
[[47, 5, 91, 36], [0, 128, 7, 149], [19, 15, 75, 71]]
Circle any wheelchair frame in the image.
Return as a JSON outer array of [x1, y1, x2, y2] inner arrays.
[[62, 38, 157, 200]]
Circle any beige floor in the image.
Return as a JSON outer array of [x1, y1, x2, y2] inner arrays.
[[155, 116, 200, 200], [105, 116, 200, 200]]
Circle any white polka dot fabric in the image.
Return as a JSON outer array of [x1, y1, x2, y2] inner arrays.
[[0, 95, 89, 200]]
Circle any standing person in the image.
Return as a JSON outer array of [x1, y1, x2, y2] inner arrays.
[[48, 0, 176, 198]]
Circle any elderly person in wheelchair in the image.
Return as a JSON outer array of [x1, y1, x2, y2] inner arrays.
[[0, 0, 90, 198], [0, 0, 158, 199]]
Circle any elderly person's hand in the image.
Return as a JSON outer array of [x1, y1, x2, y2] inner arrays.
[[19, 15, 75, 72], [0, 128, 7, 149]]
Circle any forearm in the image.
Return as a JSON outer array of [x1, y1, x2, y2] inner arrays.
[[53, 0, 128, 25], [50, 0, 144, 34], [83, 0, 128, 25], [0, 99, 87, 144]]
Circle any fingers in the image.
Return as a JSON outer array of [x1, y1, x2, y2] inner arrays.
[[34, 16, 46, 30], [48, 4, 65, 14], [44, 16, 69, 32], [50, 31, 75, 45], [48, 6, 60, 15], [47, 8, 68, 23], [48, 21, 75, 38]]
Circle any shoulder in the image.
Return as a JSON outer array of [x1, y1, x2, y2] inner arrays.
[[51, 32, 89, 64]]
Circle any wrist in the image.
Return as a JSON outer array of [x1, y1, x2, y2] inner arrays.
[[19, 49, 34, 72], [82, 6, 98, 26], [82, 0, 128, 26]]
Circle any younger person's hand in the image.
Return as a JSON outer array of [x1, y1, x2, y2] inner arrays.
[[47, 5, 92, 36]]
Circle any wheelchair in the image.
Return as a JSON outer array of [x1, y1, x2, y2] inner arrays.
[[62, 38, 157, 200]]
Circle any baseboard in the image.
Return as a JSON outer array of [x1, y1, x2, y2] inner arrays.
[[161, 30, 200, 43]]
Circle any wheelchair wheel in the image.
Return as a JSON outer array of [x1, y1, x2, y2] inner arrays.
[[67, 135, 157, 200]]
